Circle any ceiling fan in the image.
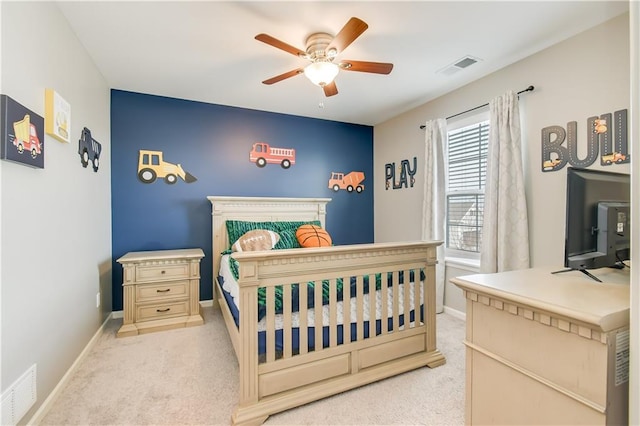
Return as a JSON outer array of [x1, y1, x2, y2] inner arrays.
[[255, 17, 393, 97]]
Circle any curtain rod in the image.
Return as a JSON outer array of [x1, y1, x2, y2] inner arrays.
[[419, 85, 535, 129]]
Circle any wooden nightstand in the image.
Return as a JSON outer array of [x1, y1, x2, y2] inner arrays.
[[117, 248, 204, 337]]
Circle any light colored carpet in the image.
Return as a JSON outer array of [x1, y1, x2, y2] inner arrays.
[[39, 306, 465, 425]]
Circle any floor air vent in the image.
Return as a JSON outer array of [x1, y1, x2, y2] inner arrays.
[[1, 364, 37, 425]]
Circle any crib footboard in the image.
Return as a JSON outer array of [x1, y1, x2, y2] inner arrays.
[[230, 240, 445, 426]]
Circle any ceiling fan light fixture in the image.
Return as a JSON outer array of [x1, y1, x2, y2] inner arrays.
[[304, 61, 339, 87], [256, 17, 392, 97]]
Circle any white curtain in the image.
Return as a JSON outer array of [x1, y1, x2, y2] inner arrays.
[[422, 118, 447, 312], [480, 91, 530, 273]]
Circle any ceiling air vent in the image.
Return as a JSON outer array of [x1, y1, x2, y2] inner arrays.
[[437, 55, 482, 76]]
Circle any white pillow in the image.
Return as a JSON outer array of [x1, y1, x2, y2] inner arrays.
[[231, 229, 280, 252]]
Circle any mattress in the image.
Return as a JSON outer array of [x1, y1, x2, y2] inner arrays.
[[218, 254, 424, 354]]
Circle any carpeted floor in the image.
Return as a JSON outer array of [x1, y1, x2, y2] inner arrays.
[[39, 306, 465, 425]]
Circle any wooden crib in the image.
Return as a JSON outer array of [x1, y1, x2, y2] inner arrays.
[[208, 196, 445, 425]]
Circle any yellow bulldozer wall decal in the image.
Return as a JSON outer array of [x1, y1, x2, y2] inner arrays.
[[137, 149, 197, 184]]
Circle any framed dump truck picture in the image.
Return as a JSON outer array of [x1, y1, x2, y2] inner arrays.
[[0, 94, 45, 168]]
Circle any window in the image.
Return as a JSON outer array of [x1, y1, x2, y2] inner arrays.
[[446, 113, 489, 257]]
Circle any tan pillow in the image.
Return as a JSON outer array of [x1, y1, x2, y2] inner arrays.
[[231, 229, 280, 252]]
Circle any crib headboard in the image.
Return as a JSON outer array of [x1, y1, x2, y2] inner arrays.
[[207, 196, 331, 280]]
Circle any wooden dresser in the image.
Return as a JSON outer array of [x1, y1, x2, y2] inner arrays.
[[117, 248, 204, 337], [451, 267, 630, 425]]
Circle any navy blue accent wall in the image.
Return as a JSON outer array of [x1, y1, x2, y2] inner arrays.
[[111, 90, 374, 310]]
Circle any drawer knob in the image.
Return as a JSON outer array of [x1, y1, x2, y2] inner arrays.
[[156, 308, 171, 313], [161, 270, 166, 274], [157, 289, 171, 293]]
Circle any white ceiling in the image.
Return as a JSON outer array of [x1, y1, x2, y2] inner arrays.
[[56, 1, 629, 126]]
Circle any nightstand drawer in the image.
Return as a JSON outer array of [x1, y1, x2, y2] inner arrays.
[[135, 263, 190, 282], [136, 281, 188, 302], [137, 301, 189, 322]]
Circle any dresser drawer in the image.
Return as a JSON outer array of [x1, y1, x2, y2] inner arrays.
[[137, 300, 189, 322], [136, 281, 188, 302], [135, 263, 190, 282]]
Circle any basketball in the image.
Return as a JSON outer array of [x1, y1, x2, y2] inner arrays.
[[296, 224, 332, 248]]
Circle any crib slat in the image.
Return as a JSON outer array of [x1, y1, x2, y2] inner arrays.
[[283, 284, 292, 359], [314, 280, 323, 351], [368, 274, 376, 339], [381, 272, 389, 334], [299, 283, 308, 355], [404, 269, 411, 330], [356, 276, 364, 341], [392, 270, 399, 332], [266, 286, 276, 362], [329, 279, 337, 348], [414, 270, 421, 326], [343, 276, 351, 344]]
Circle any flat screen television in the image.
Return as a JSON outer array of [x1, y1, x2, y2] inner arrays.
[[556, 167, 630, 282]]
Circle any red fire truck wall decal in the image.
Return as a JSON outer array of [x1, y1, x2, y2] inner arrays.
[[0, 94, 45, 168], [249, 142, 295, 169], [328, 171, 365, 193]]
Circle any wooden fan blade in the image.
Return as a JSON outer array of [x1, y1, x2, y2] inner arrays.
[[323, 81, 338, 97], [262, 69, 304, 85], [326, 17, 368, 54], [339, 60, 393, 74], [255, 34, 306, 57]]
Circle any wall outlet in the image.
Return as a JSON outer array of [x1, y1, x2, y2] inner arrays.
[[96, 292, 100, 308]]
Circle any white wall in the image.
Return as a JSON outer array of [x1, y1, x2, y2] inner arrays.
[[374, 13, 630, 313], [0, 2, 111, 423]]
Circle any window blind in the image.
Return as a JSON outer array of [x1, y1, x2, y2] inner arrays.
[[446, 121, 489, 252]]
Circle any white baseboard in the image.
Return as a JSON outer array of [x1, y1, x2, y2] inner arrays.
[[26, 312, 114, 425], [443, 306, 466, 321]]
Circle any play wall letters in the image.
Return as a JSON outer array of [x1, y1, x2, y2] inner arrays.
[[385, 157, 417, 189]]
